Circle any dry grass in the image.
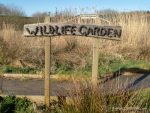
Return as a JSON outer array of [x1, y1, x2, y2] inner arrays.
[[48, 79, 150, 113], [97, 13, 150, 59], [0, 12, 149, 70]]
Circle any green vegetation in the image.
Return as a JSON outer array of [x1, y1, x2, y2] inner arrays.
[[55, 62, 91, 76], [0, 96, 35, 113], [99, 59, 150, 75], [0, 58, 149, 77], [0, 66, 41, 74], [56, 56, 150, 77]]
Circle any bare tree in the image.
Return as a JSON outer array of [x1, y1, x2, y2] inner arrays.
[[0, 3, 25, 16]]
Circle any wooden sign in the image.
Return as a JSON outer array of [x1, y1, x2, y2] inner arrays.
[[24, 24, 122, 40], [23, 20, 122, 108]]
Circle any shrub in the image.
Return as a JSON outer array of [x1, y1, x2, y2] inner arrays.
[[0, 96, 35, 113]]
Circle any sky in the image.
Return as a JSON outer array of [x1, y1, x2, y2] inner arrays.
[[0, 0, 150, 16]]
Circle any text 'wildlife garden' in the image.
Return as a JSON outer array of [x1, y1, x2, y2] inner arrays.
[[24, 24, 122, 39]]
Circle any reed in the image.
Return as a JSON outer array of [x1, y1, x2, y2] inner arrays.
[[0, 12, 149, 69]]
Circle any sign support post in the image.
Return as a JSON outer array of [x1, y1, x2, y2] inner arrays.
[[92, 38, 99, 86], [44, 16, 51, 108], [79, 15, 100, 86]]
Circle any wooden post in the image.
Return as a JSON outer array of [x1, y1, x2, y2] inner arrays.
[[92, 38, 99, 86], [92, 16, 100, 86], [44, 16, 51, 107]]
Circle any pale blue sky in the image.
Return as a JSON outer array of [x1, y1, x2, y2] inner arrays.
[[0, 0, 149, 16]]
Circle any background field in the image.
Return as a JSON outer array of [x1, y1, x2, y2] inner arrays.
[[0, 10, 150, 77]]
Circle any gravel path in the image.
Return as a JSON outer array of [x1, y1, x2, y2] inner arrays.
[[0, 73, 150, 96]]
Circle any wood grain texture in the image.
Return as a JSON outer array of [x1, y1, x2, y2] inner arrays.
[[24, 23, 122, 40], [44, 16, 51, 108]]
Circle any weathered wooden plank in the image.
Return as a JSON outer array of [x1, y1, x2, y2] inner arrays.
[[24, 23, 122, 40]]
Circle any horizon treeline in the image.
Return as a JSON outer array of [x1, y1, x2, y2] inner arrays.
[[0, 3, 150, 17], [0, 3, 150, 30]]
